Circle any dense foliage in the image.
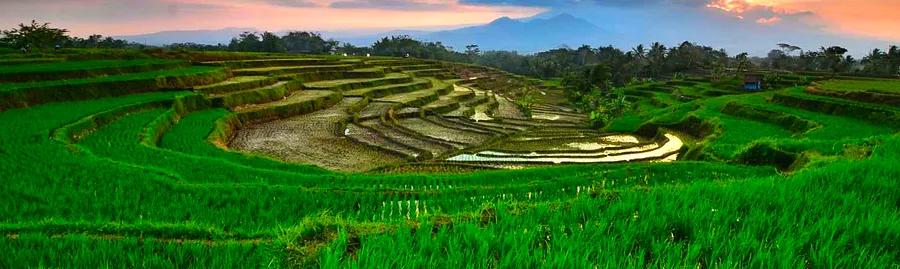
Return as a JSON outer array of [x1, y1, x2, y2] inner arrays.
[[0, 20, 139, 51], [761, 43, 900, 77], [225, 31, 340, 54], [369, 36, 467, 61], [860, 46, 900, 77]]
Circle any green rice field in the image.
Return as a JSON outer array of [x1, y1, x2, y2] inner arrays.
[[0, 50, 898, 268]]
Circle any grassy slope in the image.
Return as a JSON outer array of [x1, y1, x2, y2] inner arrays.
[[338, 137, 900, 268], [0, 59, 181, 75], [609, 82, 897, 160], [0, 66, 223, 91], [160, 108, 328, 173], [816, 78, 900, 93], [0, 55, 897, 267]]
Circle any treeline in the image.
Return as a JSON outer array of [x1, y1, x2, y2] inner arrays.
[[214, 30, 900, 81], [211, 29, 899, 80], [762, 44, 900, 78], [180, 31, 470, 62], [0, 21, 143, 51], [225, 31, 339, 54], [4, 20, 897, 81], [477, 42, 738, 82]]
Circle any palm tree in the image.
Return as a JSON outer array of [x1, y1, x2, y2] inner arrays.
[[647, 42, 667, 78], [888, 46, 900, 77], [862, 48, 886, 75], [777, 43, 802, 56], [631, 44, 647, 60], [631, 44, 647, 76], [734, 53, 751, 74], [820, 46, 849, 77]]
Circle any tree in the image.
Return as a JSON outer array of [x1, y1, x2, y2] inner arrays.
[[228, 32, 262, 52], [588, 63, 613, 90], [335, 42, 370, 56], [777, 43, 802, 56], [862, 46, 900, 77], [282, 31, 336, 54], [167, 42, 228, 51], [820, 46, 849, 77], [630, 44, 648, 76], [890, 46, 900, 77], [84, 35, 103, 48], [767, 49, 788, 69], [734, 52, 751, 74], [370, 35, 468, 62], [465, 44, 480, 61], [647, 42, 668, 78], [372, 35, 423, 57], [259, 32, 286, 53], [1, 20, 69, 50], [668, 41, 703, 73], [465, 44, 480, 56], [561, 63, 632, 127]]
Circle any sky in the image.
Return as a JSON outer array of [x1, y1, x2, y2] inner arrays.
[[703, 0, 900, 41], [0, 0, 898, 53]]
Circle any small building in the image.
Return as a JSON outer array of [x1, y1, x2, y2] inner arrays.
[[743, 74, 763, 91]]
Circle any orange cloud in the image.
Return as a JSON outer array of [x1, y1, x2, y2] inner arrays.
[[756, 16, 782, 24], [0, 0, 545, 36], [705, 0, 900, 41], [790, 0, 900, 41], [706, 0, 755, 14]]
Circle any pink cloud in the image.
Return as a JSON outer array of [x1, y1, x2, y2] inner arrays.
[[756, 16, 782, 24], [706, 0, 900, 41], [0, 0, 545, 36]]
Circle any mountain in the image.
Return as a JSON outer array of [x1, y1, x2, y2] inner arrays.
[[340, 14, 614, 53], [115, 14, 610, 53], [116, 28, 257, 46], [536, 8, 892, 57], [419, 14, 613, 52]]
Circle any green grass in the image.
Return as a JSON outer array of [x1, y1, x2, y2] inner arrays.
[[0, 57, 65, 65], [608, 81, 897, 162], [234, 89, 342, 123], [233, 64, 354, 76], [304, 73, 411, 91], [0, 59, 181, 75], [193, 76, 276, 94], [160, 108, 328, 174], [351, 67, 386, 73], [542, 77, 562, 87], [1, 52, 898, 268], [336, 138, 900, 268], [0, 66, 227, 111], [732, 94, 894, 153], [0, 66, 224, 92], [816, 78, 900, 93], [0, 233, 274, 268], [343, 78, 432, 98], [376, 78, 451, 105], [203, 57, 331, 68]]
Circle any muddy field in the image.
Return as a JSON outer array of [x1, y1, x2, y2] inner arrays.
[[398, 118, 494, 145], [230, 98, 405, 171], [495, 96, 528, 119]]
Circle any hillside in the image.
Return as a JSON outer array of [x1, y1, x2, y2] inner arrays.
[[0, 50, 898, 268]]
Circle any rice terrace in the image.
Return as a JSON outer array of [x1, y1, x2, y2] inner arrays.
[[1, 1, 900, 268]]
